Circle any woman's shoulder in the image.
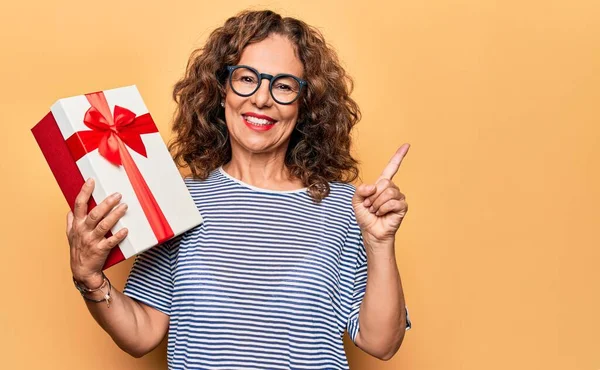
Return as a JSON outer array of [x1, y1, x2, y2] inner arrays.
[[327, 181, 356, 201], [182, 167, 221, 186], [179, 168, 225, 201]]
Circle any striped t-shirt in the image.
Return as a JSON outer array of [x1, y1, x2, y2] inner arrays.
[[124, 166, 411, 369]]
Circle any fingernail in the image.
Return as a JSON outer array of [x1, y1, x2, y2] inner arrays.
[[363, 199, 371, 207], [121, 203, 128, 210], [86, 178, 94, 185], [112, 192, 122, 199], [369, 206, 375, 213]]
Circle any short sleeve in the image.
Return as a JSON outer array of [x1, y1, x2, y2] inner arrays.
[[123, 234, 182, 315], [345, 213, 412, 346]]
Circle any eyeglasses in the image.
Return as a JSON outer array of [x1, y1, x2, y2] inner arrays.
[[226, 65, 307, 105]]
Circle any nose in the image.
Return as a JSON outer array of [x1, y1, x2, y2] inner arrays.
[[250, 78, 273, 108]]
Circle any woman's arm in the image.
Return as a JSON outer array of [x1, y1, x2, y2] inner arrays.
[[80, 276, 169, 358], [354, 240, 408, 361], [67, 179, 168, 357], [351, 144, 412, 360]]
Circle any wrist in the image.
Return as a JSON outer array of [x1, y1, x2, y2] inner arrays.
[[72, 272, 113, 307], [73, 271, 104, 290], [363, 235, 394, 250]]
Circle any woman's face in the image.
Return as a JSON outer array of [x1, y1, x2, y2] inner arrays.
[[224, 34, 304, 160]]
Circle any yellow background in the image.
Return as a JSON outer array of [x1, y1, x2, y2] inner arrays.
[[1, 0, 598, 369]]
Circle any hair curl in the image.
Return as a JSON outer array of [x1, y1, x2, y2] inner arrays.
[[169, 9, 361, 202]]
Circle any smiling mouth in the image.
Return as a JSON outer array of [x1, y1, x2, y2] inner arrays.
[[242, 114, 277, 126]]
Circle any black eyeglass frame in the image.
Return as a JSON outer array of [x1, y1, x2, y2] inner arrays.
[[226, 65, 308, 105]]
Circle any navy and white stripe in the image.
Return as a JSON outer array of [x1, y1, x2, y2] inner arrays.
[[124, 166, 411, 369]]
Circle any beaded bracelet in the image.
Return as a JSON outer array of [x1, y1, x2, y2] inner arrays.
[[73, 273, 113, 308]]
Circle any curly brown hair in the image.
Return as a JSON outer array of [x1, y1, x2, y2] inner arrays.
[[169, 9, 361, 202]]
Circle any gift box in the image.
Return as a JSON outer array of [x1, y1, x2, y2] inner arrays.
[[31, 85, 203, 269]]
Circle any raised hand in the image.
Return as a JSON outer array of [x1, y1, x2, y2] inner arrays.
[[352, 144, 410, 247], [67, 178, 129, 288]]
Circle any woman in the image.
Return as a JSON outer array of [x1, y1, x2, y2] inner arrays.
[[67, 10, 411, 369]]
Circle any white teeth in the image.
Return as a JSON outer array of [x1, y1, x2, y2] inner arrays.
[[244, 115, 274, 126]]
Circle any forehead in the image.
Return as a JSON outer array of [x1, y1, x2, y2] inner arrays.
[[238, 34, 304, 77]]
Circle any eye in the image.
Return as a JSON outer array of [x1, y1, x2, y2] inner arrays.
[[239, 75, 257, 84], [274, 82, 293, 92], [232, 68, 259, 85], [273, 76, 300, 94]]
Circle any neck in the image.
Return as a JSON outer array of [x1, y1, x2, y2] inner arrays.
[[222, 154, 303, 190]]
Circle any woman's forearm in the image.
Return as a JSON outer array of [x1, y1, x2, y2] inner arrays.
[[355, 239, 408, 360], [81, 281, 168, 357]]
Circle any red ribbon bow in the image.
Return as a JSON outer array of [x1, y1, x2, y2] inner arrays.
[[66, 91, 174, 249]]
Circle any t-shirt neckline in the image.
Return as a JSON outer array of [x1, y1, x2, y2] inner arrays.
[[218, 166, 308, 194]]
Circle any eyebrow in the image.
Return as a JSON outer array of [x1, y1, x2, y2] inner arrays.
[[239, 63, 304, 77]]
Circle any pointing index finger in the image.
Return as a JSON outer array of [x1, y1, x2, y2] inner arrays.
[[378, 143, 410, 181]]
